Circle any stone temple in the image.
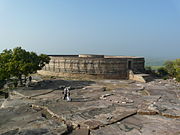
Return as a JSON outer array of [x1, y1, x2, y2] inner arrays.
[[39, 54, 146, 81]]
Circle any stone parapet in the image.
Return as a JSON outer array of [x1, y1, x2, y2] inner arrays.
[[41, 55, 145, 79]]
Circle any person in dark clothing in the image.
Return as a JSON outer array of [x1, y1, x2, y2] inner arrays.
[[29, 76, 32, 83]]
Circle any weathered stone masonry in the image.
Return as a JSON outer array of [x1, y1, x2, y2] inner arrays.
[[40, 54, 145, 79]]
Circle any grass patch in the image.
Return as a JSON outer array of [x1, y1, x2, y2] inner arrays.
[[150, 66, 164, 70]]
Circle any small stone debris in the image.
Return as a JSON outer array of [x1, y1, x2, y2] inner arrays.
[[99, 93, 113, 99]]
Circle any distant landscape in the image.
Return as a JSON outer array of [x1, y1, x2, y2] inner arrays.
[[0, 1, 180, 135], [145, 57, 173, 66]]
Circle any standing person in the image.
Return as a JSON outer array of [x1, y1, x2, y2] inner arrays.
[[29, 76, 32, 83], [66, 87, 71, 101], [63, 87, 67, 100]]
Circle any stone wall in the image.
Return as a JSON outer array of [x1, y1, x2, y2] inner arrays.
[[41, 55, 145, 79], [130, 58, 145, 73]]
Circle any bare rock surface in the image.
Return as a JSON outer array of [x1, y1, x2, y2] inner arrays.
[[0, 77, 180, 135]]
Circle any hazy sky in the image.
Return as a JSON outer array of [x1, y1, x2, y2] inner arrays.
[[0, 0, 180, 58]]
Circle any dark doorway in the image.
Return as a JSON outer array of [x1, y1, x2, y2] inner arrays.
[[128, 61, 132, 69]]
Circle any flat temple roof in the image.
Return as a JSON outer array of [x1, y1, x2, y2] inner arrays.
[[48, 54, 144, 59]]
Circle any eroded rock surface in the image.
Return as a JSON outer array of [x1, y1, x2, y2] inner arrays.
[[0, 78, 180, 135]]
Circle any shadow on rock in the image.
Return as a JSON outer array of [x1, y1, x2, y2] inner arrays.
[[25, 79, 95, 90], [71, 97, 95, 102]]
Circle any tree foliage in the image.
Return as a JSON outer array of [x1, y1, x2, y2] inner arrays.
[[0, 47, 50, 88], [164, 61, 176, 77], [146, 59, 180, 82], [174, 59, 180, 81], [160, 59, 180, 82], [157, 67, 168, 77]]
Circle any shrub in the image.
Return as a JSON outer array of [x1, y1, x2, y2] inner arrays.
[[157, 67, 168, 77], [163, 59, 180, 82], [145, 66, 153, 74]]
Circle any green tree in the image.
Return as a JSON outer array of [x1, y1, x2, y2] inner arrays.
[[163, 59, 180, 82], [164, 61, 176, 77], [0, 47, 50, 87], [157, 67, 168, 77], [0, 49, 12, 88], [174, 59, 180, 81]]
